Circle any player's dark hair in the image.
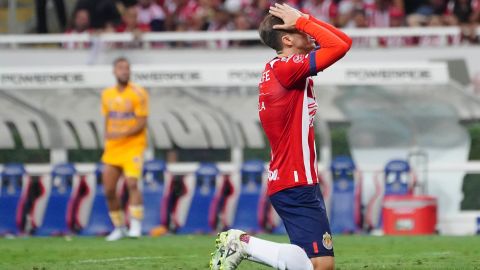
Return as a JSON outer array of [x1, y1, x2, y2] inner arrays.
[[113, 57, 129, 67], [258, 14, 289, 53]]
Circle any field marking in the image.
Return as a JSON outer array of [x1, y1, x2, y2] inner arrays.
[[75, 255, 199, 264], [419, 251, 453, 257]]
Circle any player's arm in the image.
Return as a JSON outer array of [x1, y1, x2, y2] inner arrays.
[[305, 14, 352, 46], [105, 116, 146, 140], [107, 89, 149, 139], [120, 116, 147, 137], [104, 117, 110, 139], [296, 17, 351, 72], [123, 88, 149, 137], [101, 90, 125, 140], [272, 4, 351, 72], [269, 4, 351, 88], [101, 91, 114, 140]]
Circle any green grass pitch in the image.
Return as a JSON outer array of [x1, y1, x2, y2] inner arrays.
[[0, 235, 479, 270]]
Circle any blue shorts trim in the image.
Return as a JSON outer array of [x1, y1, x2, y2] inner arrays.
[[270, 184, 334, 258]]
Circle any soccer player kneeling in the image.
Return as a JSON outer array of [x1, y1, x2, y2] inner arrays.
[[210, 3, 351, 270]]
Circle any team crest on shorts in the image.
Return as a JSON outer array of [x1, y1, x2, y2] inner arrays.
[[322, 232, 333, 250]]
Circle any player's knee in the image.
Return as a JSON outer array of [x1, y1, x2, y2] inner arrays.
[[126, 178, 139, 191], [311, 256, 334, 270], [278, 244, 313, 270]]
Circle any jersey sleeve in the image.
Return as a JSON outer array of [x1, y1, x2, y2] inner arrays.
[[307, 15, 353, 46], [134, 88, 149, 117], [271, 54, 316, 89], [295, 17, 351, 74]]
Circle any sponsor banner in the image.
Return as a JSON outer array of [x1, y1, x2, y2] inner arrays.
[[0, 66, 112, 89], [0, 65, 262, 89], [322, 62, 449, 85], [0, 62, 448, 89]]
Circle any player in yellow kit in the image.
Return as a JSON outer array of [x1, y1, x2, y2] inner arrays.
[[101, 57, 148, 241]]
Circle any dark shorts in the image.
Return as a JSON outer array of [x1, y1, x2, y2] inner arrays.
[[270, 184, 334, 258]]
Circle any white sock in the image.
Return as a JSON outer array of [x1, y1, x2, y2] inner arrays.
[[245, 236, 279, 267], [277, 244, 313, 270], [245, 236, 313, 270]]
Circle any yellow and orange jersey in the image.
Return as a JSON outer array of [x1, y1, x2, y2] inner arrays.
[[101, 82, 149, 155]]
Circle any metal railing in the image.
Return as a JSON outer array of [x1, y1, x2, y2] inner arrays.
[[0, 26, 476, 48], [1, 160, 479, 176]]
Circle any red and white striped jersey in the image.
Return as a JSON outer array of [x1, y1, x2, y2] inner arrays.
[[258, 54, 320, 196], [257, 15, 351, 195]]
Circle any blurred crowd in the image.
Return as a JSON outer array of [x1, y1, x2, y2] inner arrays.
[[37, 0, 480, 47]]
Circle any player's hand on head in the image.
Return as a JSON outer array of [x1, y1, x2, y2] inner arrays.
[[280, 3, 309, 19], [269, 3, 302, 30]]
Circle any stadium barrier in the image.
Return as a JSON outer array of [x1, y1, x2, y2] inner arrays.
[[2, 161, 480, 236], [0, 62, 450, 89], [0, 27, 476, 48], [0, 161, 288, 236], [141, 160, 167, 235], [0, 164, 28, 235], [35, 163, 96, 236], [324, 156, 363, 234], [342, 162, 480, 235]]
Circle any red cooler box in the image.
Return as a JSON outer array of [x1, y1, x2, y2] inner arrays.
[[382, 195, 437, 235]]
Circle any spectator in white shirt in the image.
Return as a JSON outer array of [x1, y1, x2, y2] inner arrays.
[[137, 0, 166, 31]]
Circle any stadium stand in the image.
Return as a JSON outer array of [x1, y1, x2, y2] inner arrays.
[[3, 0, 480, 44]]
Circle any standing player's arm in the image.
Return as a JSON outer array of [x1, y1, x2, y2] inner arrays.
[[121, 116, 147, 137], [101, 92, 128, 140], [104, 117, 110, 139], [101, 92, 116, 140], [104, 116, 123, 140], [120, 87, 149, 138], [105, 117, 147, 139]]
